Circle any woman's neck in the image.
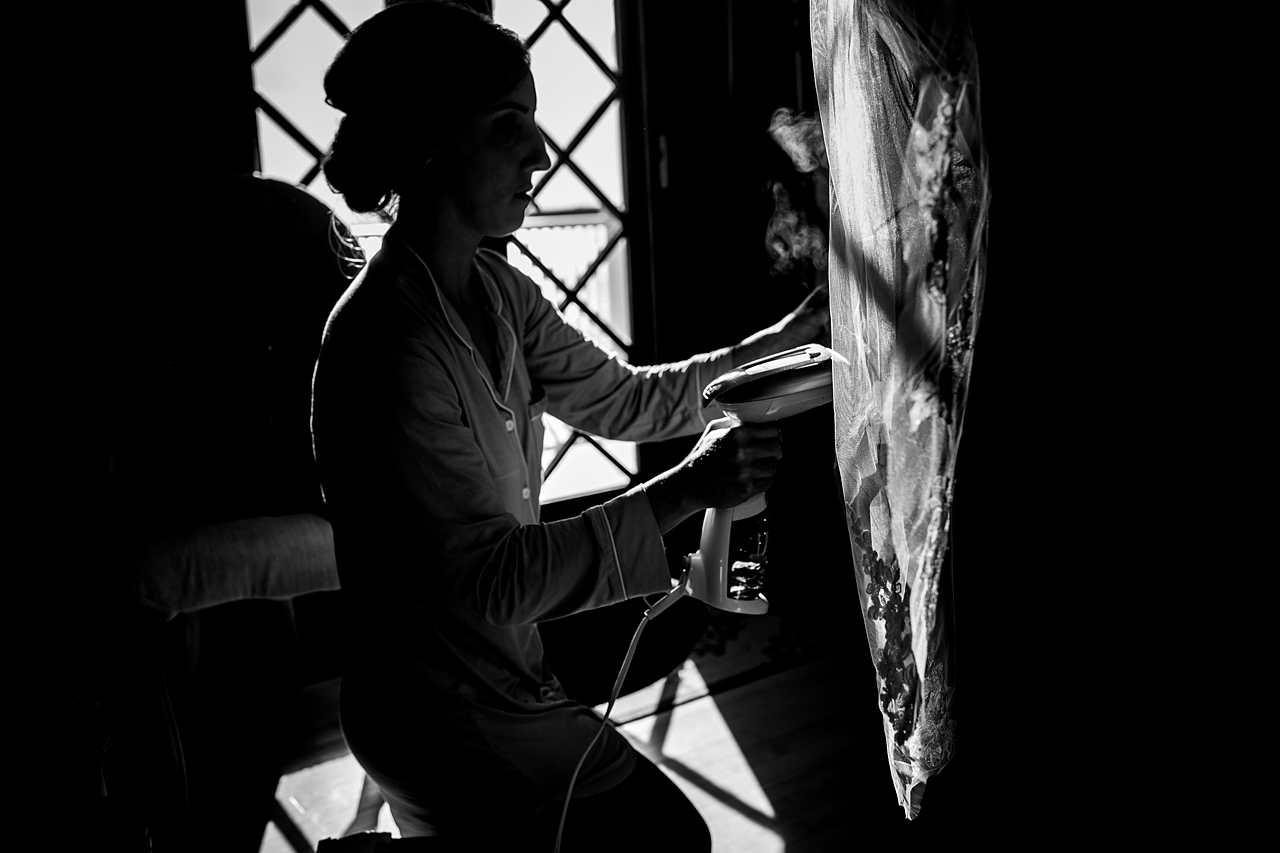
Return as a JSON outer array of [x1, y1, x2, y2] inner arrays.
[[391, 202, 481, 311]]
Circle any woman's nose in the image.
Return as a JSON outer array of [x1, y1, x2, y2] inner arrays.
[[527, 130, 552, 173]]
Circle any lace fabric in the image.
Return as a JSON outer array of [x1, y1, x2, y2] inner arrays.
[[810, 0, 989, 819]]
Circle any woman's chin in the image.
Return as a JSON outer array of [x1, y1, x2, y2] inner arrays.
[[495, 206, 531, 235], [487, 221, 523, 239]]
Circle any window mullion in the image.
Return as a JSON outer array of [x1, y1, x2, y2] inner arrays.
[[507, 235, 572, 294], [542, 135, 625, 223], [577, 433, 639, 481], [547, 6, 618, 85], [566, 226, 624, 297], [308, 0, 352, 37], [250, 0, 309, 61], [561, 90, 617, 159], [523, 11, 556, 50], [558, 297, 629, 355], [255, 92, 325, 160], [298, 160, 322, 187], [541, 430, 580, 480], [530, 90, 615, 202]]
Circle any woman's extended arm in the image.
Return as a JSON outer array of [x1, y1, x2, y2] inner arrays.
[[511, 257, 830, 445], [726, 281, 830, 368]]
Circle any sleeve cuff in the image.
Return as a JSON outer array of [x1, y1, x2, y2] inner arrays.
[[584, 488, 674, 602], [694, 346, 737, 427]]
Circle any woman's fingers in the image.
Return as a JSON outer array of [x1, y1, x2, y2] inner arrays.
[[736, 425, 784, 460], [675, 421, 787, 509]]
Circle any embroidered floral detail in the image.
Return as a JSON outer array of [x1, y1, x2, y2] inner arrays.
[[945, 318, 971, 383], [848, 514, 916, 745], [908, 661, 956, 771], [920, 476, 950, 585]]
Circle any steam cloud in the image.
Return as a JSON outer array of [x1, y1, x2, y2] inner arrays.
[[766, 182, 827, 274], [768, 108, 827, 174], [765, 108, 829, 275]]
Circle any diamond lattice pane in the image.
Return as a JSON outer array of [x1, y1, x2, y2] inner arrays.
[[253, 8, 345, 151], [601, 438, 637, 474], [257, 110, 314, 186], [540, 435, 635, 503], [323, 0, 383, 32], [541, 413, 577, 473], [248, 0, 296, 48], [492, 0, 549, 42], [532, 165, 601, 214], [527, 22, 612, 147], [562, 0, 618, 71], [572, 99, 625, 209], [559, 302, 624, 358], [574, 236, 631, 345], [510, 217, 618, 295]]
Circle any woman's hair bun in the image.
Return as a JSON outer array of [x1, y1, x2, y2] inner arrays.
[[322, 115, 394, 215]]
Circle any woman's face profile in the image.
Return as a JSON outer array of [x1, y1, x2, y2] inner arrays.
[[432, 71, 551, 239]]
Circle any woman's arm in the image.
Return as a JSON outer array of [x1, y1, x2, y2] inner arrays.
[[320, 344, 675, 627], [510, 260, 829, 444], [329, 345, 781, 620]]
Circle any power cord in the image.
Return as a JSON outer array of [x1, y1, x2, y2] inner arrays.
[[553, 572, 693, 852]]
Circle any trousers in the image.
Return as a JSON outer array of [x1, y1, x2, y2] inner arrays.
[[344, 677, 710, 851]]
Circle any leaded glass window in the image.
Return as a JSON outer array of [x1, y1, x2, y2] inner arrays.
[[495, 0, 638, 503]]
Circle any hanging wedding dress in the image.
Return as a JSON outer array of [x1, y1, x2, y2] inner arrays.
[[809, 0, 989, 818]]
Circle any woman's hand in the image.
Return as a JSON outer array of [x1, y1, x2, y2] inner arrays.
[[644, 417, 784, 533], [776, 278, 830, 349], [730, 281, 831, 368], [678, 417, 784, 509]]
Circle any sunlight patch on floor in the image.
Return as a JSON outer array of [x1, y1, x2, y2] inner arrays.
[[259, 752, 400, 853], [617, 662, 784, 853], [592, 656, 711, 723]]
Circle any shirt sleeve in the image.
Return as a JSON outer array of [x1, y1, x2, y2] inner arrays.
[[371, 343, 674, 626], [506, 262, 735, 441]]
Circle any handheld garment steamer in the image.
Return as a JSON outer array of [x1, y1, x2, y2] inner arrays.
[[647, 343, 837, 618], [554, 344, 836, 852]]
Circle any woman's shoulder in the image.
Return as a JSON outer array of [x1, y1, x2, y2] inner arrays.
[[325, 247, 448, 356], [325, 252, 390, 332]]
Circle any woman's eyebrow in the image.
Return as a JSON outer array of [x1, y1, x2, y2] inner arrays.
[[489, 100, 530, 114]]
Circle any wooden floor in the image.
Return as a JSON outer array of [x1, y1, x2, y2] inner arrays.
[[263, 650, 965, 852], [613, 650, 950, 852]]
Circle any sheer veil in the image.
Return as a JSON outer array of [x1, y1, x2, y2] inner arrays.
[[810, 0, 989, 819]]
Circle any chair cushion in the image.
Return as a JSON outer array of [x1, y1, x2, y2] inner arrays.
[[131, 513, 339, 619]]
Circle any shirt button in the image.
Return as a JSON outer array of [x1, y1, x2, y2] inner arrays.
[[521, 487, 531, 500], [505, 419, 515, 431]]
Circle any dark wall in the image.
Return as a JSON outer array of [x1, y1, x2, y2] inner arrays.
[[641, 0, 818, 361], [22, 3, 262, 841]]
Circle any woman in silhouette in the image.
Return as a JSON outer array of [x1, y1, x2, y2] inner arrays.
[[311, 3, 827, 848]]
